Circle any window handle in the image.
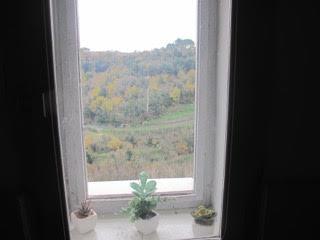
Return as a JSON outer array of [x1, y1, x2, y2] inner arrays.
[[42, 92, 47, 118]]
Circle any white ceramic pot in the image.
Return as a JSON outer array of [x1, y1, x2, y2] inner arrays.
[[134, 211, 159, 235], [71, 210, 97, 234], [192, 221, 214, 237]]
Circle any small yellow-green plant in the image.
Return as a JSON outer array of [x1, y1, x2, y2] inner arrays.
[[122, 172, 160, 222], [191, 205, 216, 225]]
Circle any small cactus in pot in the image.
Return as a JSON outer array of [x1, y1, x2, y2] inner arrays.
[[71, 200, 97, 234], [76, 201, 93, 218]]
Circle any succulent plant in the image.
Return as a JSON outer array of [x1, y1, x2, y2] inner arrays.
[[77, 200, 93, 218], [122, 171, 160, 222], [191, 205, 216, 225]]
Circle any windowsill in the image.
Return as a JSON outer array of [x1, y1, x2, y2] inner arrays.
[[70, 208, 220, 240], [88, 178, 194, 197]]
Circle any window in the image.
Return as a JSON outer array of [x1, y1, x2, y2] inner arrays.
[[50, 0, 231, 236], [78, 0, 197, 197]]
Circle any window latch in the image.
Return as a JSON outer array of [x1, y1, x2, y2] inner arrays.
[[42, 92, 47, 118]]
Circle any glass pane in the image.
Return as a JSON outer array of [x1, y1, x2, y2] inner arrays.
[[78, 0, 197, 189]]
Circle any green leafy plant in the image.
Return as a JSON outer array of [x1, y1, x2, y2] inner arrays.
[[76, 200, 93, 218], [191, 205, 216, 225], [122, 172, 160, 222]]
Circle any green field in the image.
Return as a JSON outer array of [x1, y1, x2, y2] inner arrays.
[[85, 104, 195, 181]]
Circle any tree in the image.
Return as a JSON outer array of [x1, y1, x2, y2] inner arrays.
[[149, 92, 172, 116], [170, 87, 181, 103]]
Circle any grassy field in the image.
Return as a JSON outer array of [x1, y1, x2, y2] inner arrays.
[[85, 104, 195, 181]]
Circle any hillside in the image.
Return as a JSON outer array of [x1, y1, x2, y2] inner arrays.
[[80, 38, 195, 126], [79, 39, 196, 181]]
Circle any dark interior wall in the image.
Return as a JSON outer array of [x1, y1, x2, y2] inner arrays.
[[1, 1, 29, 238], [1, 1, 68, 239], [222, 0, 274, 239], [261, 1, 320, 239], [223, 1, 320, 240], [267, 1, 319, 181]]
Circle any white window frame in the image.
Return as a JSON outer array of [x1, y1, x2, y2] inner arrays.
[[50, 1, 231, 232]]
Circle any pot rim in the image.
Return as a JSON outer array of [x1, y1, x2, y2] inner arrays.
[[136, 210, 159, 222], [71, 209, 97, 220]]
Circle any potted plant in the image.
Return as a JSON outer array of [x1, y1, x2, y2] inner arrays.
[[71, 200, 97, 234], [191, 205, 216, 226], [122, 171, 160, 235]]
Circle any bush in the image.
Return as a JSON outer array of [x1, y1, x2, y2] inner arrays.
[[86, 151, 95, 164], [180, 89, 195, 104], [107, 136, 123, 151], [83, 106, 95, 124], [170, 87, 181, 103], [125, 135, 138, 147], [146, 136, 154, 147], [186, 136, 194, 154], [126, 150, 133, 161], [176, 142, 189, 155]]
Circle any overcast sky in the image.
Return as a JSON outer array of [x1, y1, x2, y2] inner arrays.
[[78, 0, 197, 52]]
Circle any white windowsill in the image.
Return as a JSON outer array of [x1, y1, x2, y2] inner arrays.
[[88, 178, 194, 197], [70, 208, 219, 240]]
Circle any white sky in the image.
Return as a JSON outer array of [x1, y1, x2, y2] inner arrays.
[[78, 0, 197, 52]]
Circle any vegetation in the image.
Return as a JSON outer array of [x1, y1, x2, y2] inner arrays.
[[80, 38, 195, 126], [81, 39, 195, 181], [122, 172, 160, 222], [85, 104, 194, 181]]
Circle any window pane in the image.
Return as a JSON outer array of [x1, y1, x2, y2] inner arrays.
[[78, 0, 197, 188]]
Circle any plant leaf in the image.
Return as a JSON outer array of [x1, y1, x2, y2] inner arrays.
[[145, 180, 156, 193], [132, 191, 141, 198], [130, 182, 142, 193], [139, 172, 148, 188]]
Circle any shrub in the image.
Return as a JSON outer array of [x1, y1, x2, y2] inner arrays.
[[86, 151, 95, 164], [146, 136, 154, 146], [176, 142, 189, 155], [107, 136, 123, 151], [186, 136, 194, 154], [170, 87, 181, 103], [94, 108, 108, 124], [145, 136, 159, 147], [180, 89, 195, 104], [84, 135, 94, 150], [126, 150, 133, 161], [125, 135, 138, 147]]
